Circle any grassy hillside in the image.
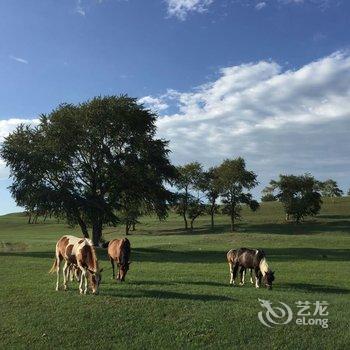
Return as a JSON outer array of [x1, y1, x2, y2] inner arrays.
[[0, 197, 349, 349]]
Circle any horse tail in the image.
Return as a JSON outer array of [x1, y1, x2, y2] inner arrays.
[[49, 257, 58, 273]]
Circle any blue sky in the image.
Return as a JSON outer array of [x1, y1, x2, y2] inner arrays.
[[1, 0, 350, 214]]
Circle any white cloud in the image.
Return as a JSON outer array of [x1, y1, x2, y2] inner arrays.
[[166, 0, 213, 20], [149, 51, 350, 191], [255, 2, 267, 10], [9, 55, 28, 64], [138, 96, 169, 111]]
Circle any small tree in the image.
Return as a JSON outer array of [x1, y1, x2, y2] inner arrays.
[[261, 185, 276, 202], [348, 188, 350, 196], [174, 162, 204, 230], [201, 167, 222, 229], [270, 174, 322, 223], [217, 157, 259, 232], [318, 179, 343, 198]]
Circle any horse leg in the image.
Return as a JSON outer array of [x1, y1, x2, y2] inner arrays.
[[63, 261, 69, 291], [254, 267, 260, 288], [78, 266, 87, 294], [55, 254, 62, 291], [250, 269, 254, 284], [110, 258, 115, 280], [239, 267, 246, 285], [232, 263, 239, 286], [229, 262, 234, 285]]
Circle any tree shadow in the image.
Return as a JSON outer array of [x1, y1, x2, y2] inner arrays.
[[242, 220, 350, 235], [317, 214, 350, 220], [281, 283, 350, 294], [101, 288, 235, 301]]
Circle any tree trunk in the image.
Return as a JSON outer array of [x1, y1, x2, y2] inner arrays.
[[92, 219, 102, 246], [230, 214, 235, 232], [183, 212, 188, 230], [285, 213, 290, 221], [132, 223, 136, 231], [125, 223, 130, 235], [190, 219, 194, 232], [27, 213, 32, 224], [77, 216, 89, 238], [210, 202, 215, 230]]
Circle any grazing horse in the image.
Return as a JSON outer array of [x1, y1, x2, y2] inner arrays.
[[227, 248, 275, 289], [50, 235, 103, 294], [227, 249, 254, 286], [108, 238, 131, 282]]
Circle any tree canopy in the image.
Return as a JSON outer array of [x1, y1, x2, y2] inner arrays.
[[270, 174, 322, 223], [1, 95, 176, 244]]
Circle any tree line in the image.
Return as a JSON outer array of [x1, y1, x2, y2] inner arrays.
[[0, 95, 348, 244]]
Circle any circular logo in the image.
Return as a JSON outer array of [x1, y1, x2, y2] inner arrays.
[[258, 298, 293, 327]]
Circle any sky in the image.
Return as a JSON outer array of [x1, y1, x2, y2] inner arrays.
[[0, 0, 350, 214]]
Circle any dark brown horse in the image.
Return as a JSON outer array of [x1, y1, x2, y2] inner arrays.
[[107, 238, 131, 282], [227, 248, 275, 289]]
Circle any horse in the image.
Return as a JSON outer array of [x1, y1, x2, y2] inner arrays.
[[107, 238, 131, 282], [227, 249, 254, 286], [227, 248, 275, 289], [50, 235, 103, 294]]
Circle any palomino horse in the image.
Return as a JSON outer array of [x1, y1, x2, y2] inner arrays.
[[108, 238, 131, 282], [227, 248, 275, 289], [50, 235, 103, 294]]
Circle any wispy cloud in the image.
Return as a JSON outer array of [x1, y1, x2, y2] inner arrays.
[[9, 55, 28, 64], [166, 0, 213, 20], [75, 0, 86, 16], [255, 2, 267, 10]]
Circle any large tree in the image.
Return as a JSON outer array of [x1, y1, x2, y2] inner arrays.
[[1, 95, 176, 245], [270, 174, 322, 223], [217, 157, 259, 232], [173, 162, 204, 230]]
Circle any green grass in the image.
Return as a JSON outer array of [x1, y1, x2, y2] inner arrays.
[[1, 197, 350, 349]]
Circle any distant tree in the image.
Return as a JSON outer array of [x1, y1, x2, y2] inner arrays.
[[261, 185, 276, 202], [217, 157, 259, 232], [1, 96, 176, 245], [201, 167, 222, 229], [174, 162, 204, 230], [348, 188, 350, 196], [270, 174, 322, 223], [318, 179, 343, 198]]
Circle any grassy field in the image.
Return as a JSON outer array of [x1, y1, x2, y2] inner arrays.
[[0, 197, 349, 349]]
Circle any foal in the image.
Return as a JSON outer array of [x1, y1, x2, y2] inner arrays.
[[108, 238, 131, 282], [50, 235, 103, 294]]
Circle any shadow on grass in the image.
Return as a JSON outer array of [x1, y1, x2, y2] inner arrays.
[[317, 214, 350, 220], [281, 283, 350, 294], [1, 246, 350, 264], [242, 220, 350, 235], [101, 288, 235, 301]]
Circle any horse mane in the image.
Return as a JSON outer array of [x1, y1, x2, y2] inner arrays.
[[259, 257, 271, 276], [85, 242, 99, 273]]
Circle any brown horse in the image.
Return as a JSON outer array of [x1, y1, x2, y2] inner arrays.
[[227, 249, 254, 286], [50, 235, 103, 294], [108, 238, 131, 282], [227, 248, 275, 289]]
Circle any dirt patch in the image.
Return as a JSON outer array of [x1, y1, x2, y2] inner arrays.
[[0, 241, 28, 252]]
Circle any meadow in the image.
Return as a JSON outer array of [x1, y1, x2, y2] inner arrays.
[[0, 197, 349, 349]]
